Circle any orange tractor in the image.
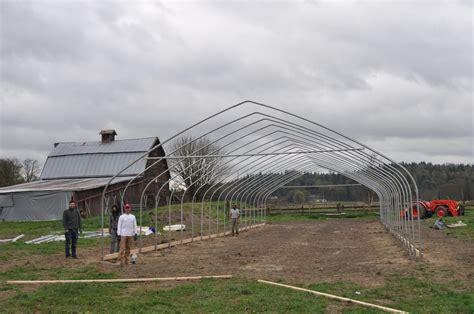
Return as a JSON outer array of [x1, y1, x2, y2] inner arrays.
[[401, 199, 465, 219]]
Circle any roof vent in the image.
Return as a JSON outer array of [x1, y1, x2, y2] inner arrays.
[[100, 129, 117, 143]]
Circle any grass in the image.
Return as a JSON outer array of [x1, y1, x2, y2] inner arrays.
[[0, 265, 117, 301], [305, 275, 474, 313], [2, 275, 473, 313], [3, 283, 126, 312], [0, 265, 116, 282], [266, 209, 379, 222], [2, 204, 467, 262], [1, 203, 473, 312], [0, 215, 106, 261], [0, 238, 102, 262], [0, 201, 370, 237], [0, 277, 334, 313], [0, 200, 244, 237], [127, 279, 330, 313], [0, 216, 108, 239], [0, 201, 257, 262], [0, 201, 250, 262], [0, 220, 65, 239], [424, 206, 474, 240]]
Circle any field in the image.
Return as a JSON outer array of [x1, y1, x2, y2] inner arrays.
[[1, 207, 473, 312]]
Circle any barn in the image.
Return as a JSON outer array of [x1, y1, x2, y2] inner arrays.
[[0, 130, 170, 221]]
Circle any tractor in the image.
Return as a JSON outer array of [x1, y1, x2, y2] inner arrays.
[[400, 199, 465, 219]]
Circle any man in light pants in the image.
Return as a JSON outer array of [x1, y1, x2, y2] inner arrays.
[[117, 204, 137, 266], [229, 204, 240, 236]]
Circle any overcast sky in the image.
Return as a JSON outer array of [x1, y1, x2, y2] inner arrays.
[[0, 0, 472, 168]]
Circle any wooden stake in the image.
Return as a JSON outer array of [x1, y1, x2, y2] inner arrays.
[[7, 275, 233, 285], [258, 280, 408, 314]]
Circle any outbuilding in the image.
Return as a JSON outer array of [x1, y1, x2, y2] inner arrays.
[[0, 130, 170, 221]]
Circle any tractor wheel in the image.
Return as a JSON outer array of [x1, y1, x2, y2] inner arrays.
[[436, 206, 448, 218], [412, 204, 426, 219], [459, 205, 465, 216], [418, 206, 427, 219]]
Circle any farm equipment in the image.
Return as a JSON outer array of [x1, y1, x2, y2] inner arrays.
[[400, 199, 465, 219]]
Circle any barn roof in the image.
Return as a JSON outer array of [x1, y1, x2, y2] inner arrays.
[[0, 177, 136, 194], [41, 137, 159, 180]]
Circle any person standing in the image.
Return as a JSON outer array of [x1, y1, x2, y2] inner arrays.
[[63, 200, 82, 258], [117, 204, 137, 266], [109, 204, 120, 253], [229, 204, 240, 236]]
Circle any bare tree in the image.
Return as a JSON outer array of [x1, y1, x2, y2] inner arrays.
[[366, 154, 377, 205], [169, 135, 228, 200], [0, 158, 24, 187], [22, 158, 40, 182]]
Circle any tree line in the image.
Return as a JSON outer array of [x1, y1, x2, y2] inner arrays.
[[0, 158, 41, 187], [269, 162, 473, 203], [1, 149, 472, 205], [167, 135, 473, 204]]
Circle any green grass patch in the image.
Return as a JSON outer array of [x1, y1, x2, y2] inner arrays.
[[0, 201, 232, 238], [0, 201, 245, 261], [304, 275, 474, 313], [266, 210, 379, 222], [0, 265, 116, 282], [0, 238, 101, 262], [125, 278, 331, 312], [0, 217, 107, 239], [424, 206, 474, 240], [149, 200, 236, 223], [0, 265, 117, 298], [1, 278, 331, 313], [0, 220, 64, 238], [3, 282, 126, 312], [2, 276, 473, 313], [1, 201, 376, 240]]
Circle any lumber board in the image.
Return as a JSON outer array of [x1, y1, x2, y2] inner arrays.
[[7, 275, 233, 285], [258, 280, 407, 314]]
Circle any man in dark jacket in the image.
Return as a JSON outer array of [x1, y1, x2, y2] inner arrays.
[[63, 200, 82, 258], [109, 204, 120, 253]]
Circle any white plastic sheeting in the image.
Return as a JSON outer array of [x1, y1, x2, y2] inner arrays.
[[0, 191, 72, 221], [0, 177, 136, 222], [163, 224, 186, 231]]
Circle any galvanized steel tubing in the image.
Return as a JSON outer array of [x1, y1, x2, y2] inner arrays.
[[100, 101, 422, 261]]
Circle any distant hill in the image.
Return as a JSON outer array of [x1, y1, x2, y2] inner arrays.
[[270, 162, 473, 203]]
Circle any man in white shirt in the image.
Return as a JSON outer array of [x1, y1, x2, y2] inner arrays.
[[229, 204, 240, 236], [117, 203, 137, 266]]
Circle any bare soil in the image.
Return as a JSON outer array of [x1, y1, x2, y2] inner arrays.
[[95, 219, 474, 287], [7, 219, 474, 288]]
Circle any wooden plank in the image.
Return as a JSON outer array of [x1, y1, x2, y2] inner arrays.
[[258, 280, 407, 314], [8, 275, 233, 285], [103, 223, 265, 260]]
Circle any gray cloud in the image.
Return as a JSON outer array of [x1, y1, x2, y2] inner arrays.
[[0, 0, 472, 167]]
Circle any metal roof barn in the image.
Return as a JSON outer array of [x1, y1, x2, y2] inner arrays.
[[0, 132, 170, 221], [0, 177, 136, 193], [41, 137, 157, 179]]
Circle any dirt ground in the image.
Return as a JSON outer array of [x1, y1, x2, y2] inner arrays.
[[7, 219, 474, 288], [95, 219, 473, 287]]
